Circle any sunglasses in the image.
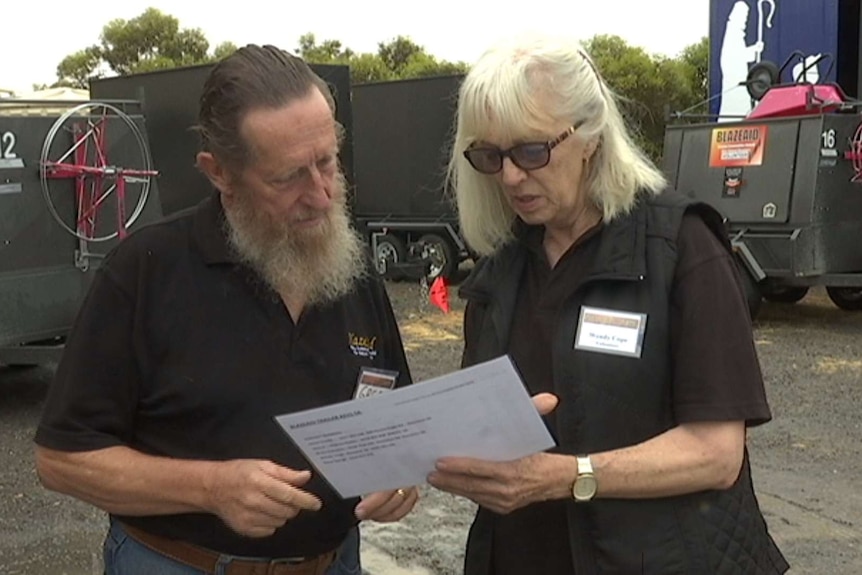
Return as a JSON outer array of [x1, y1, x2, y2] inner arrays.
[[462, 123, 581, 175]]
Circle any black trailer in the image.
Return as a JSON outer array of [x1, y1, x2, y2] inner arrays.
[[0, 61, 351, 368], [663, 110, 862, 316], [92, 68, 469, 281], [1, 62, 462, 367], [351, 74, 469, 280], [0, 98, 163, 365], [662, 0, 862, 317], [89, 62, 354, 217]]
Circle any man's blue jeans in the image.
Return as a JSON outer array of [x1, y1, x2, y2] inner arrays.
[[102, 518, 362, 575]]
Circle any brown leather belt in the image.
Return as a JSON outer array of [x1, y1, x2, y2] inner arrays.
[[120, 522, 337, 575]]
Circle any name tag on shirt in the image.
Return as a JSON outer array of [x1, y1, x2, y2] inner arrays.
[[353, 366, 399, 399], [573, 306, 647, 358]]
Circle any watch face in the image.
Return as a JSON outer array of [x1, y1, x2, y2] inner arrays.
[[574, 475, 597, 500]]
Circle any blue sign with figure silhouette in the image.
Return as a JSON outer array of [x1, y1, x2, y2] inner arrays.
[[708, 0, 841, 120]]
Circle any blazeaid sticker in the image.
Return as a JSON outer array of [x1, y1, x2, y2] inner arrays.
[[709, 125, 768, 167], [574, 306, 647, 358]]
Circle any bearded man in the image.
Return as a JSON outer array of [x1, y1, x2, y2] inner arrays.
[[34, 44, 416, 575]]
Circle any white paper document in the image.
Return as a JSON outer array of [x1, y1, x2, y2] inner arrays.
[[274, 355, 556, 498]]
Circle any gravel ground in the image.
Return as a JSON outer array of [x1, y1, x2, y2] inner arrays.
[[363, 281, 862, 575], [1, 280, 860, 574]]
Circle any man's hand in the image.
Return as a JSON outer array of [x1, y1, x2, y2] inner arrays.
[[205, 460, 322, 538], [355, 487, 419, 522]]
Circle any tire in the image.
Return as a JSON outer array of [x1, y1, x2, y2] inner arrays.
[[373, 234, 406, 280], [826, 286, 862, 311], [418, 233, 457, 280], [762, 286, 809, 304], [746, 60, 780, 101]]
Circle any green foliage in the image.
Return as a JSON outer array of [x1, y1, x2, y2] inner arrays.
[[679, 37, 710, 99], [297, 34, 469, 84], [297, 33, 353, 64], [348, 53, 395, 84], [53, 7, 237, 88], [582, 34, 709, 162], [377, 36, 423, 75], [213, 41, 239, 61], [56, 46, 103, 89]]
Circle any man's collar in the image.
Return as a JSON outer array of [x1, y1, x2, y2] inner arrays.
[[193, 190, 240, 265]]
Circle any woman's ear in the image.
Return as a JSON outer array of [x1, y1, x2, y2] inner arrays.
[[584, 138, 600, 162]]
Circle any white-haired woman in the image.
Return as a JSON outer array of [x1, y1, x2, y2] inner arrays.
[[427, 32, 789, 575]]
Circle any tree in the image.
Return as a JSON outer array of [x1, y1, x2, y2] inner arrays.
[[213, 42, 239, 61], [297, 33, 354, 64], [347, 53, 394, 84], [582, 34, 709, 161], [297, 33, 468, 84], [377, 36, 424, 75], [400, 52, 469, 79], [56, 46, 104, 89], [678, 37, 710, 104], [53, 8, 237, 88]]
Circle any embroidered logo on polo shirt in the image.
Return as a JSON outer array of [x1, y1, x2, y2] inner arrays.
[[348, 332, 378, 359]]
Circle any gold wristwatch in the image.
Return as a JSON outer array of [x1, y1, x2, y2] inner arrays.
[[572, 455, 598, 502]]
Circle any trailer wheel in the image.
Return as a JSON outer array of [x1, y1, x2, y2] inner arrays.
[[418, 233, 456, 280], [826, 287, 862, 311], [762, 286, 809, 304], [374, 234, 407, 279]]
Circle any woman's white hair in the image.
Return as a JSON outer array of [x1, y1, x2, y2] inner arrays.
[[446, 32, 668, 256]]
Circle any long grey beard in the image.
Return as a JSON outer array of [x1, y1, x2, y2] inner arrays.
[[224, 189, 368, 307]]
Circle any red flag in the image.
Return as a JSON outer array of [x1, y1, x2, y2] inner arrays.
[[429, 275, 450, 313]]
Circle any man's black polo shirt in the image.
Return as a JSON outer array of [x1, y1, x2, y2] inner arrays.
[[35, 192, 413, 557]]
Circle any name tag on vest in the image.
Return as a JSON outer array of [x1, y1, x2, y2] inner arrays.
[[573, 306, 647, 358]]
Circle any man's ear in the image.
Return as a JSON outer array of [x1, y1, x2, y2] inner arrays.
[[196, 151, 234, 197]]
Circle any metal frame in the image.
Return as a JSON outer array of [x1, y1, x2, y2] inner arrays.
[[0, 97, 159, 364], [40, 101, 158, 243], [365, 221, 466, 252], [367, 221, 465, 279], [0, 340, 65, 366]]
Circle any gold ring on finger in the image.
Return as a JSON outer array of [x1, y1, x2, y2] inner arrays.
[[396, 488, 407, 498]]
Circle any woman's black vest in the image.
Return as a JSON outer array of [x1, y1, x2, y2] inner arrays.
[[458, 191, 789, 574]]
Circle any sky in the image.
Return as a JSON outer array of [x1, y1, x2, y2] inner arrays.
[[3, 0, 710, 93]]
